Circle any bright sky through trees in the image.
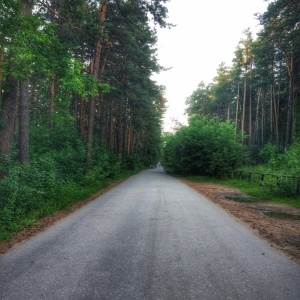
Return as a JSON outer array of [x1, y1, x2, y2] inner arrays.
[[153, 0, 269, 131]]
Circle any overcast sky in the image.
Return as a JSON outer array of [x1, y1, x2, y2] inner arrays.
[[152, 0, 269, 131]]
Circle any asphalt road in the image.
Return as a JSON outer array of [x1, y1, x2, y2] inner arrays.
[[0, 168, 300, 300]]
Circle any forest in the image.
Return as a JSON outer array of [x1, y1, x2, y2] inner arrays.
[[0, 0, 169, 238], [163, 0, 300, 195]]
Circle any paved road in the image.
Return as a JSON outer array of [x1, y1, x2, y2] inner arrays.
[[0, 169, 300, 300]]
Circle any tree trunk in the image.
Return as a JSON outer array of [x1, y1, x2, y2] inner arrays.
[[18, 0, 33, 164], [285, 56, 293, 147], [97, 40, 112, 144], [292, 73, 296, 143], [241, 69, 247, 143], [117, 103, 123, 157], [123, 103, 129, 159], [235, 83, 240, 141], [0, 74, 19, 157], [270, 84, 273, 142], [19, 79, 30, 163], [253, 88, 261, 149], [108, 99, 115, 151], [127, 118, 132, 154], [273, 84, 279, 147], [261, 98, 265, 147], [0, 47, 4, 100], [86, 0, 108, 168], [248, 63, 252, 150], [79, 99, 85, 138]]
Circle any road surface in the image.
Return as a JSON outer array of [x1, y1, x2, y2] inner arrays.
[[0, 168, 300, 299]]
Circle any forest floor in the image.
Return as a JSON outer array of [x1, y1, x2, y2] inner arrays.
[[1, 177, 300, 266], [180, 179, 300, 265]]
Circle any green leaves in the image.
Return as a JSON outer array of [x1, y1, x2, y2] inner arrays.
[[58, 59, 110, 100], [163, 116, 245, 177]]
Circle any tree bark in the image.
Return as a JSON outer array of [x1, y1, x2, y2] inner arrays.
[[241, 68, 247, 143], [18, 0, 33, 164], [285, 56, 293, 147], [19, 79, 30, 163], [270, 84, 273, 142], [86, 0, 108, 168], [117, 102, 123, 157], [0, 47, 4, 100], [272, 84, 279, 147], [261, 98, 265, 147], [79, 98, 86, 139], [235, 83, 240, 141], [0, 74, 19, 157], [253, 88, 261, 149], [97, 40, 112, 144], [248, 63, 252, 149]]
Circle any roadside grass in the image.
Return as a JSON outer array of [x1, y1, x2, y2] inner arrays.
[[177, 175, 300, 209], [0, 169, 141, 242]]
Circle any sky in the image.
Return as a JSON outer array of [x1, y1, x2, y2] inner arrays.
[[152, 0, 269, 132]]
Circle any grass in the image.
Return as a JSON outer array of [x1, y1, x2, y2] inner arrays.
[[178, 174, 300, 209]]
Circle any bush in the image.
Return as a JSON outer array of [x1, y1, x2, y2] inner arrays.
[[163, 116, 245, 177], [259, 143, 278, 164], [123, 153, 142, 170], [259, 141, 300, 177]]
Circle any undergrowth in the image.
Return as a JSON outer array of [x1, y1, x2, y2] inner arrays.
[[0, 169, 140, 241], [180, 175, 300, 209]]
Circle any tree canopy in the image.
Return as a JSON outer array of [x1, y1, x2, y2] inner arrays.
[[0, 0, 169, 168], [184, 0, 300, 162]]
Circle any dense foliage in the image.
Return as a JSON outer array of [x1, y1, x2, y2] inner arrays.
[[163, 116, 244, 177], [185, 0, 300, 162], [0, 0, 169, 238]]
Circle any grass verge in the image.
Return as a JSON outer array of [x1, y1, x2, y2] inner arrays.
[[177, 175, 300, 209], [0, 169, 141, 242]]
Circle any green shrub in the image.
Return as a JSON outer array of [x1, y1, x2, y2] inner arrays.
[[124, 153, 142, 170], [163, 116, 245, 177], [259, 143, 278, 164]]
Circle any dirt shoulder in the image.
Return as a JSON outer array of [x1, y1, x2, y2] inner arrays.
[[180, 179, 300, 265]]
